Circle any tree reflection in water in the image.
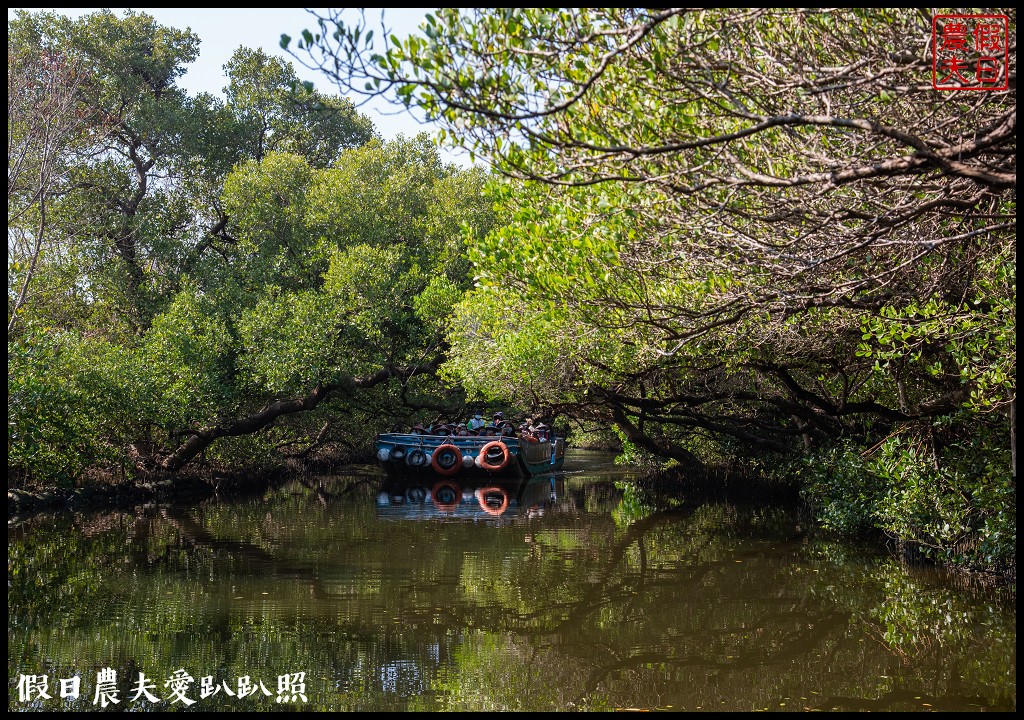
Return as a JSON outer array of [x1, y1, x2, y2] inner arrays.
[[8, 466, 1016, 712]]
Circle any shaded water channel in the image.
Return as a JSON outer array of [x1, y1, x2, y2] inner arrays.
[[8, 450, 1016, 712]]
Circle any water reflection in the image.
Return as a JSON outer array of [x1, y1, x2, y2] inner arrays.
[[7, 454, 1017, 712], [376, 475, 560, 521]]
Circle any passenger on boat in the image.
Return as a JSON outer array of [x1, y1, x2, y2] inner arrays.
[[454, 423, 471, 437], [467, 413, 485, 431], [485, 411, 500, 433], [410, 424, 428, 435], [519, 423, 538, 442], [533, 423, 551, 441], [489, 417, 510, 437]]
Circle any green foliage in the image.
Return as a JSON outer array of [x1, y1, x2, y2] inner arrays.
[[8, 9, 496, 484], [563, 425, 621, 451], [224, 47, 374, 168], [8, 325, 167, 485], [874, 428, 1015, 571], [8, 330, 107, 485], [800, 442, 886, 536], [414, 274, 461, 333], [612, 428, 665, 471], [856, 247, 1016, 415], [222, 151, 324, 290], [141, 284, 237, 426], [801, 418, 1015, 573]]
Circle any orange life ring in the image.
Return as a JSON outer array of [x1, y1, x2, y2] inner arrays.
[[476, 486, 509, 515], [431, 480, 461, 511], [431, 443, 462, 476], [477, 441, 510, 472]]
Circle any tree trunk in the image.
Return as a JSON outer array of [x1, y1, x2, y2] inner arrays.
[[610, 405, 705, 474]]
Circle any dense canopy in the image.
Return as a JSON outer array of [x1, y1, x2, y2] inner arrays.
[[286, 8, 1016, 570]]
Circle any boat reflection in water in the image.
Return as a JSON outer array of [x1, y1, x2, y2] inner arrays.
[[376, 474, 562, 522]]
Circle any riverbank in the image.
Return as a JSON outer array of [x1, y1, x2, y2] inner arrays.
[[7, 462, 314, 522], [8, 474, 253, 521], [6, 448, 371, 520]]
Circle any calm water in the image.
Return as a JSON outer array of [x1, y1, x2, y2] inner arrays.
[[8, 451, 1016, 712]]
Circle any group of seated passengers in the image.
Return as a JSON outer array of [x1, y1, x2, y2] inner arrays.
[[518, 421, 552, 442], [409, 412, 552, 440]]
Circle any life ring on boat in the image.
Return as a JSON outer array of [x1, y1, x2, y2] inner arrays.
[[388, 445, 407, 462], [431, 443, 462, 476], [477, 441, 510, 472], [476, 486, 509, 515], [431, 480, 461, 511], [406, 448, 428, 467]]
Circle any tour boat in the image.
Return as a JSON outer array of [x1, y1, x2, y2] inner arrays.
[[374, 429, 565, 478]]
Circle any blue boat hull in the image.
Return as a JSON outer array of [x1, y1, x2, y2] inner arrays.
[[375, 433, 565, 478]]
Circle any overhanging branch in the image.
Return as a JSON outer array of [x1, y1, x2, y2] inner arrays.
[[159, 359, 442, 472]]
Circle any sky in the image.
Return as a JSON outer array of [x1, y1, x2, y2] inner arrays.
[[8, 7, 472, 166]]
